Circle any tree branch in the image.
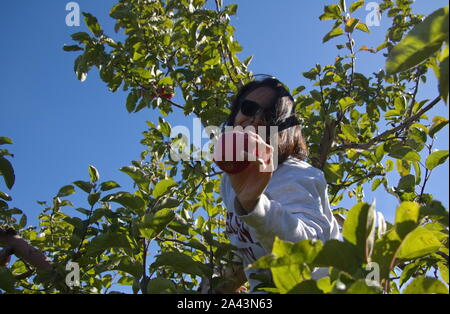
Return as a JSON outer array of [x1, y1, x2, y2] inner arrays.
[[0, 232, 52, 273], [329, 172, 385, 189], [332, 96, 441, 152], [406, 69, 422, 118]]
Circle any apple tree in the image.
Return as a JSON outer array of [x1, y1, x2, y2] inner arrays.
[[1, 0, 448, 294]]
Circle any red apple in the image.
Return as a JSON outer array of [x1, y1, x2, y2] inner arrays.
[[156, 85, 174, 100], [213, 131, 260, 174]]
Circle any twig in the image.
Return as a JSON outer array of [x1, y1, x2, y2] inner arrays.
[[406, 69, 422, 118], [329, 172, 385, 189], [73, 200, 96, 260], [156, 236, 186, 246], [419, 138, 435, 201], [346, 31, 356, 97], [142, 238, 149, 294], [436, 251, 449, 263]]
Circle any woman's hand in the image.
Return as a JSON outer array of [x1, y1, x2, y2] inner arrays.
[[228, 131, 274, 213]]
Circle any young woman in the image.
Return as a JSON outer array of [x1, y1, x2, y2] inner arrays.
[[216, 77, 340, 293]]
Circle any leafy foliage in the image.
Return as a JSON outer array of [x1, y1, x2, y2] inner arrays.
[[1, 0, 448, 294]]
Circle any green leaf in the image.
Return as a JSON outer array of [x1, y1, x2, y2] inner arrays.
[[251, 238, 323, 269], [120, 166, 146, 183], [388, 146, 421, 162], [57, 185, 76, 197], [100, 181, 121, 191], [338, 97, 356, 112], [152, 179, 177, 198], [439, 261, 449, 284], [271, 264, 304, 294], [419, 201, 449, 226], [395, 202, 420, 239], [371, 178, 383, 191], [429, 116, 449, 138], [168, 214, 191, 235], [406, 127, 427, 151], [403, 276, 449, 294], [288, 280, 323, 294], [0, 156, 15, 189], [342, 201, 376, 261], [323, 27, 344, 43], [101, 192, 145, 212], [0, 191, 12, 201], [71, 32, 91, 43], [341, 124, 359, 142], [0, 137, 13, 145], [158, 117, 171, 137], [425, 150, 449, 170], [86, 232, 131, 256], [346, 279, 382, 294], [396, 159, 411, 176], [126, 91, 139, 113], [74, 55, 88, 82], [88, 192, 101, 207], [75, 207, 90, 215], [147, 277, 176, 294], [156, 197, 180, 210], [88, 165, 100, 182], [0, 268, 16, 292], [115, 258, 142, 278], [439, 55, 449, 103], [349, 0, 365, 13], [372, 229, 402, 280], [397, 226, 442, 260], [303, 69, 319, 80], [345, 17, 360, 33], [152, 252, 209, 277], [109, 4, 133, 19], [356, 22, 370, 33], [18, 214, 27, 229], [131, 68, 152, 79], [339, 0, 347, 13], [386, 159, 395, 172], [397, 174, 416, 192], [250, 239, 322, 293], [82, 12, 103, 37], [399, 260, 424, 287], [313, 240, 362, 274], [63, 45, 84, 52], [319, 4, 342, 20], [73, 180, 93, 193], [386, 6, 449, 74], [323, 163, 343, 183], [138, 209, 175, 240], [158, 76, 174, 86], [225, 4, 238, 16]]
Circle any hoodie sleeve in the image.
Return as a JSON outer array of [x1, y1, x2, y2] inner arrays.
[[233, 165, 339, 252]]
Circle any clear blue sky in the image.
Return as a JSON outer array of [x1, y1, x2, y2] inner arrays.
[[0, 0, 448, 291]]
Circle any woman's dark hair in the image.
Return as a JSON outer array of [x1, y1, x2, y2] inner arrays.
[[225, 76, 308, 164]]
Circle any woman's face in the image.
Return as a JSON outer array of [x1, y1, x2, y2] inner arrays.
[[233, 87, 276, 128]]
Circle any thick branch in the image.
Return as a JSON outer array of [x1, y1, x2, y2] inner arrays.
[[329, 172, 385, 189], [0, 234, 52, 272], [333, 96, 441, 152]]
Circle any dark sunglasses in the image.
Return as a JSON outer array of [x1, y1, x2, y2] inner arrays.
[[239, 99, 300, 132], [240, 99, 265, 117]]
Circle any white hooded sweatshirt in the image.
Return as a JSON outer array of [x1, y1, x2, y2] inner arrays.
[[221, 157, 340, 292]]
